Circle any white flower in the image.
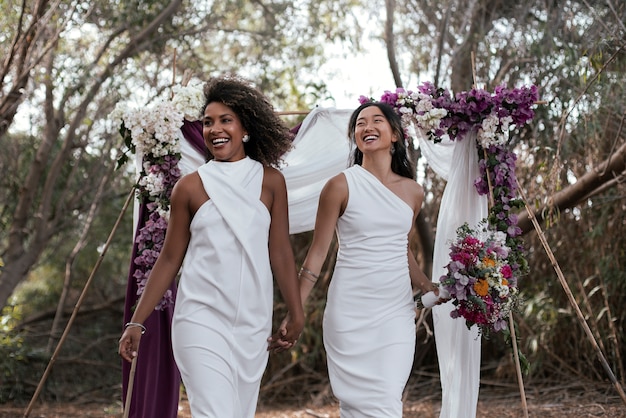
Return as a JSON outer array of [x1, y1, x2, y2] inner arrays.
[[171, 82, 205, 121], [414, 108, 447, 131], [157, 207, 170, 221], [138, 170, 165, 197], [478, 113, 513, 147]]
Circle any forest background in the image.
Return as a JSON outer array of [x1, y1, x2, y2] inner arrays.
[[0, 0, 625, 414]]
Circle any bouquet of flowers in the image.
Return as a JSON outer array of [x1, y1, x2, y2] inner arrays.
[[112, 82, 205, 309], [440, 222, 522, 336]]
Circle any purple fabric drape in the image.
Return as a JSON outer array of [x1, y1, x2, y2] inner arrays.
[[121, 120, 207, 418], [180, 120, 207, 157], [121, 203, 180, 418]]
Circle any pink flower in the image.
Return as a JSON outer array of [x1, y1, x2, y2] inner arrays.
[[500, 265, 513, 279]]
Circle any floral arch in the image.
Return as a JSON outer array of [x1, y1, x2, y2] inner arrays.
[[113, 80, 538, 418]]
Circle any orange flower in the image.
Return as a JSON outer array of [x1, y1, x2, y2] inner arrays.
[[474, 278, 489, 297], [482, 257, 496, 268], [502, 278, 508, 286]]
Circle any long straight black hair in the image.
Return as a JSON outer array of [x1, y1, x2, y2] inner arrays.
[[347, 102, 415, 180]]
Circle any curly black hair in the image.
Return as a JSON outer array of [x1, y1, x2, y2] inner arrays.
[[202, 74, 292, 166], [347, 101, 415, 180]]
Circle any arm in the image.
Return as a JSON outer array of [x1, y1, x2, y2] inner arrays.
[[407, 181, 437, 295], [118, 175, 193, 362], [265, 167, 305, 346], [297, 173, 347, 307], [408, 245, 436, 294], [267, 173, 347, 352]]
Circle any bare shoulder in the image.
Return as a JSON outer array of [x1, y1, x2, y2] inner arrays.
[[171, 171, 208, 215], [403, 178, 424, 197], [322, 172, 348, 196], [316, 172, 348, 218], [171, 171, 194, 194], [397, 177, 424, 211], [172, 171, 202, 194], [263, 166, 287, 189]]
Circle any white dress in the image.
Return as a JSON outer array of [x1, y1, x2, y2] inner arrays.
[[171, 157, 273, 418], [323, 165, 417, 417]]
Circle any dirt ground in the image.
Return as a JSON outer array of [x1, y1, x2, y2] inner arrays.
[[3, 385, 625, 417]]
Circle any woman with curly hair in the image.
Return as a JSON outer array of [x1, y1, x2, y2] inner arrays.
[[119, 75, 304, 417]]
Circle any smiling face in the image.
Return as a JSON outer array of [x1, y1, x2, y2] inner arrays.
[[354, 105, 397, 154], [202, 101, 248, 162]]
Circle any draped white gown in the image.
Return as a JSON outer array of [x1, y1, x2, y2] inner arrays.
[[323, 165, 416, 418], [171, 157, 272, 418]]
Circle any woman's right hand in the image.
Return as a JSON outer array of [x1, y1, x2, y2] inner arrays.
[[118, 326, 143, 363], [267, 314, 303, 353]]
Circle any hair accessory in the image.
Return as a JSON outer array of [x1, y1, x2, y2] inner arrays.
[[242, 134, 250, 143]]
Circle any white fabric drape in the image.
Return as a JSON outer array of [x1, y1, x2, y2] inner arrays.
[[279, 107, 354, 234], [147, 108, 353, 235], [418, 130, 486, 418]]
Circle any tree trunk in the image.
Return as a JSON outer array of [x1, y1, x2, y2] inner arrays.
[[518, 141, 626, 234]]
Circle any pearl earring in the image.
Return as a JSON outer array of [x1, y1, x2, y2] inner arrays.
[[242, 134, 250, 143]]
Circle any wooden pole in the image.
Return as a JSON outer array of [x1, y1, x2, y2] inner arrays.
[[517, 181, 626, 407], [508, 313, 529, 417], [123, 347, 140, 418], [23, 187, 135, 418]]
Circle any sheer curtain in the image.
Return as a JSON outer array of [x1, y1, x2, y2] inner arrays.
[[418, 130, 486, 418], [174, 107, 354, 234]]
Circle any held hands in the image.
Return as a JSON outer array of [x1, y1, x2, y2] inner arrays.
[[267, 312, 304, 354]]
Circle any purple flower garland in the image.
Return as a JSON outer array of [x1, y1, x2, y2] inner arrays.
[[132, 153, 181, 310]]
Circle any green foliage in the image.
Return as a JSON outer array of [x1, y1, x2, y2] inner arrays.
[[0, 310, 123, 404], [0, 331, 30, 403]]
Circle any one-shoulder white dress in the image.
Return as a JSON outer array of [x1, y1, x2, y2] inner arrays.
[[323, 165, 416, 417], [171, 157, 272, 418]]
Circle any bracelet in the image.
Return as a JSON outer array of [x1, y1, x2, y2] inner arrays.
[[300, 267, 319, 279], [298, 267, 319, 284], [125, 322, 146, 334]]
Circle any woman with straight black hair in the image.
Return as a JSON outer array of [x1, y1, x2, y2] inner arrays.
[[272, 101, 441, 417]]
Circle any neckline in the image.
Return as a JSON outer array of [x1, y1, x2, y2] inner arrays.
[[210, 156, 251, 165], [353, 165, 413, 212]]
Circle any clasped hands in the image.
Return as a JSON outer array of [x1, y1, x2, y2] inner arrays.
[[267, 313, 303, 353]]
